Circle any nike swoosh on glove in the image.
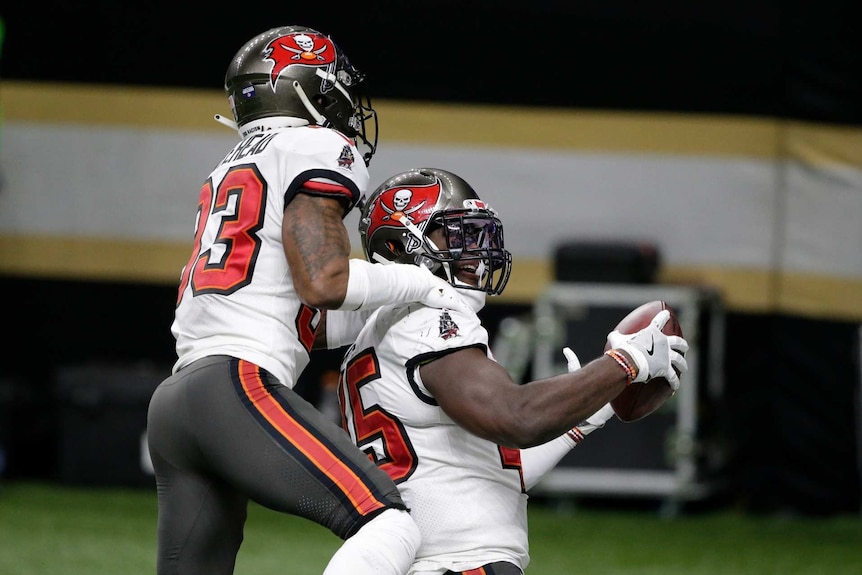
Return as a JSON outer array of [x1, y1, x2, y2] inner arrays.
[[606, 310, 689, 390]]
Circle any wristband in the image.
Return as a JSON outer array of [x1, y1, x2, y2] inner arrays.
[[566, 427, 586, 444], [604, 349, 638, 385]]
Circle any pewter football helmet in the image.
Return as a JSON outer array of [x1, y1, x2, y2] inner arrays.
[[224, 25, 378, 164], [359, 168, 512, 296]]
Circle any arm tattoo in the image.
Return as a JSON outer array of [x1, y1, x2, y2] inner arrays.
[[285, 194, 351, 282]]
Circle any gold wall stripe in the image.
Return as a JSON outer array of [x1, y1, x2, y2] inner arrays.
[[776, 272, 862, 322], [378, 102, 780, 158], [1, 81, 232, 132], [785, 122, 862, 168]]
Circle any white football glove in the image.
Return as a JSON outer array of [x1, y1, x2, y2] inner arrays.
[[562, 346, 582, 371], [562, 347, 614, 435], [605, 310, 689, 390]]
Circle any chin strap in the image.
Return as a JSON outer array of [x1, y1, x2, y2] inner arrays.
[[213, 114, 238, 131], [292, 80, 328, 126]]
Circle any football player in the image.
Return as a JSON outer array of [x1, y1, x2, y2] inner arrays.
[[147, 27, 468, 575], [337, 167, 689, 574]]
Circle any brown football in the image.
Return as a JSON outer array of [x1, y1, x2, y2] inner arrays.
[[605, 300, 683, 422]]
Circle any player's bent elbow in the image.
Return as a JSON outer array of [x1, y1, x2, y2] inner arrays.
[[296, 281, 346, 310], [293, 264, 350, 310], [485, 418, 549, 450]]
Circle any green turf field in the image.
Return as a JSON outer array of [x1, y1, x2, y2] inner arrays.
[[1, 481, 860, 574]]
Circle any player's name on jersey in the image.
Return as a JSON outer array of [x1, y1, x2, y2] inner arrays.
[[220, 133, 279, 165]]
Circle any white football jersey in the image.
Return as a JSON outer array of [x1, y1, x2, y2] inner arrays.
[[339, 297, 530, 571], [173, 126, 368, 387]]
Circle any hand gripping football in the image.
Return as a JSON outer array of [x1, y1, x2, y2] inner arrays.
[[605, 300, 683, 422]]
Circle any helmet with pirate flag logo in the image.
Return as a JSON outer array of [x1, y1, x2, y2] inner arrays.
[[222, 25, 378, 165], [359, 168, 512, 296]]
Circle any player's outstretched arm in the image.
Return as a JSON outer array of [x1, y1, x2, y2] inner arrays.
[[420, 317, 689, 448], [420, 345, 626, 448], [283, 193, 469, 312]]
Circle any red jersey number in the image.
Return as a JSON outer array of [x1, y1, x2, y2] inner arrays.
[[342, 348, 526, 490], [177, 164, 266, 305], [341, 349, 418, 483], [499, 446, 526, 493]]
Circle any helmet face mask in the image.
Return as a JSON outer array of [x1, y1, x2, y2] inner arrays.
[[225, 26, 378, 164], [359, 168, 512, 296]]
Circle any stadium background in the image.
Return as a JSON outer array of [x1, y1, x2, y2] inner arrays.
[[0, 2, 859, 515]]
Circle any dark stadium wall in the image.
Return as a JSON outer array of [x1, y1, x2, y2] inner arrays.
[[1, 2, 859, 514]]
